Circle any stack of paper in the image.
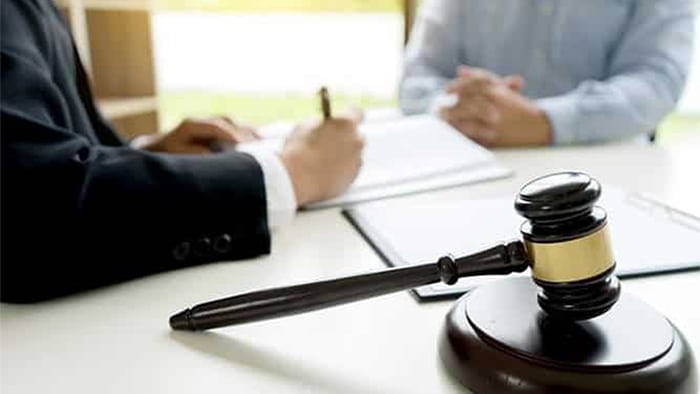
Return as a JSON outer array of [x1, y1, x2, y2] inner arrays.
[[238, 115, 512, 208]]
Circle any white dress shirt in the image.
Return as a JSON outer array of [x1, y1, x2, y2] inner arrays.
[[242, 149, 297, 231]]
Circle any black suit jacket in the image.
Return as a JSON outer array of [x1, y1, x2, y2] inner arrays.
[[1, 0, 270, 302]]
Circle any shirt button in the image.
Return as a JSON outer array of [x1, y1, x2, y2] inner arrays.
[[193, 237, 212, 257], [172, 241, 191, 262], [534, 49, 547, 66], [213, 234, 233, 255], [72, 147, 91, 163], [540, 3, 553, 17]]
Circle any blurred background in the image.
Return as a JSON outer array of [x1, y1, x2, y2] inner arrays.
[[149, 0, 699, 143], [152, 0, 402, 130], [64, 0, 700, 143]]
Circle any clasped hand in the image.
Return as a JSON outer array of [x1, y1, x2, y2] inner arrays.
[[440, 66, 552, 147]]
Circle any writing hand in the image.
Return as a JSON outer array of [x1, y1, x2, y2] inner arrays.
[[280, 110, 365, 207]]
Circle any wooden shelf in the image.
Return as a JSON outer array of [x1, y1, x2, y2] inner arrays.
[[55, 0, 151, 10], [55, 0, 159, 137], [97, 96, 158, 119], [83, 0, 152, 11]]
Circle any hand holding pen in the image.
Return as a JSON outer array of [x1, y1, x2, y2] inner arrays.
[[275, 86, 366, 205]]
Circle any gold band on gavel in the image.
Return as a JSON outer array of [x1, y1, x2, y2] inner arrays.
[[524, 225, 615, 283]]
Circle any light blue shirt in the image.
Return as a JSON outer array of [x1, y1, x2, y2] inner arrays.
[[400, 0, 695, 144]]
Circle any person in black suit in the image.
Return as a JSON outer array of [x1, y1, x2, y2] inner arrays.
[[1, 0, 365, 302]]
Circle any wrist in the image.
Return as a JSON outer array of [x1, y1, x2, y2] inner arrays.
[[525, 105, 553, 146], [279, 151, 316, 207]]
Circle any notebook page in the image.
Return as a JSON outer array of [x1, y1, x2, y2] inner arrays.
[[237, 115, 511, 208], [352, 116, 496, 190], [344, 187, 700, 298], [241, 115, 498, 189]]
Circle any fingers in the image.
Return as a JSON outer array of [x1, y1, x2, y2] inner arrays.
[[447, 66, 501, 94], [446, 74, 493, 96], [180, 118, 236, 142], [218, 116, 237, 127], [233, 124, 261, 140], [339, 107, 365, 125], [457, 65, 471, 78], [217, 116, 262, 139], [244, 126, 262, 139], [448, 67, 523, 101], [181, 118, 260, 147], [448, 118, 498, 147], [504, 75, 525, 92], [326, 118, 359, 134], [441, 95, 501, 126], [210, 118, 260, 143], [463, 67, 501, 82]]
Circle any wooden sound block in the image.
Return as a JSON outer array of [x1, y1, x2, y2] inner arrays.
[[439, 277, 697, 393]]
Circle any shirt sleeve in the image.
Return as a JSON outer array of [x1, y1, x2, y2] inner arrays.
[[399, 0, 462, 115], [536, 0, 695, 144], [244, 149, 297, 230]]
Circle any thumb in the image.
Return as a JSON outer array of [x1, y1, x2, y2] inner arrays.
[[189, 121, 237, 144], [457, 65, 471, 78], [504, 75, 525, 92]]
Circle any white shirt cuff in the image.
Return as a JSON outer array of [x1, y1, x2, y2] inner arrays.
[[240, 148, 297, 231], [428, 92, 458, 115], [535, 96, 578, 145]]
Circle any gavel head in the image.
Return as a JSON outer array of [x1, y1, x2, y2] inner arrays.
[[515, 172, 620, 320]]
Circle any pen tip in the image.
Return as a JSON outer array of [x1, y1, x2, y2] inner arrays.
[[169, 308, 193, 331]]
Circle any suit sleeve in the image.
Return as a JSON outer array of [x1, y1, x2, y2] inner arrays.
[[1, 2, 270, 302]]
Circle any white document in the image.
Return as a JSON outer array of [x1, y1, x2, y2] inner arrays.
[[345, 187, 700, 299], [238, 115, 512, 208]]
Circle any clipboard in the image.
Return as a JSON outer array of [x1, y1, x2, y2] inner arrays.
[[343, 187, 700, 301]]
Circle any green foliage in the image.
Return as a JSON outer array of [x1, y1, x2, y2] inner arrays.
[[657, 113, 700, 144], [155, 0, 401, 13], [159, 92, 397, 130], [159, 92, 699, 145]]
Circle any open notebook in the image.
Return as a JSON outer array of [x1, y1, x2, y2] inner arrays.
[[238, 115, 512, 209], [344, 187, 700, 300]]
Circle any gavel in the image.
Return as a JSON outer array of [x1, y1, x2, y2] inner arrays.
[[170, 172, 620, 331]]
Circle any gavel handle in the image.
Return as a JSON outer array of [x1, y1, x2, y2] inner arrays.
[[170, 240, 529, 331]]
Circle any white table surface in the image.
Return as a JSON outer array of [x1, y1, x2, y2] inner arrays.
[[2, 141, 700, 394]]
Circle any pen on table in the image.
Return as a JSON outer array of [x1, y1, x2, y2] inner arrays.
[[319, 86, 332, 120]]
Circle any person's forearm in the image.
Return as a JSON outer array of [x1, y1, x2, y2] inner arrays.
[[399, 0, 462, 115], [536, 72, 680, 144], [521, 106, 553, 146], [538, 0, 694, 145], [399, 74, 450, 115]]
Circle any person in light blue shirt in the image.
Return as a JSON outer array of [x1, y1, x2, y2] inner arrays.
[[400, 0, 695, 146]]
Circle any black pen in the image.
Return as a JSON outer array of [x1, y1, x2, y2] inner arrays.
[[319, 86, 332, 120]]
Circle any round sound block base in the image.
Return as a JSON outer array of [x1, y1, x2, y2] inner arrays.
[[439, 278, 697, 393]]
